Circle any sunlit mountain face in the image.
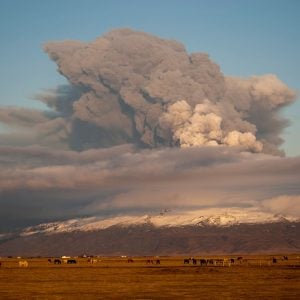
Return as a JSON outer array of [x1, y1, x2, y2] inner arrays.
[[18, 208, 298, 237], [0, 211, 299, 257]]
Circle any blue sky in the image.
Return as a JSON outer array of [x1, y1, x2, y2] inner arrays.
[[0, 0, 299, 155]]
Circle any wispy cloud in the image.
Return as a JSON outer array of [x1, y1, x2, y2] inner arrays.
[[0, 145, 299, 231]]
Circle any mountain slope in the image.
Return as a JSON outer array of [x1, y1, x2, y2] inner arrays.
[[18, 208, 299, 236], [0, 222, 299, 257], [1, 209, 299, 257]]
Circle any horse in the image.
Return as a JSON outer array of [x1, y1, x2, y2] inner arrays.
[[214, 259, 224, 266], [146, 259, 154, 264], [156, 259, 160, 265], [89, 258, 97, 264], [199, 259, 207, 266], [127, 258, 134, 263], [54, 259, 62, 264], [18, 260, 28, 267], [67, 259, 77, 264], [183, 259, 190, 264]]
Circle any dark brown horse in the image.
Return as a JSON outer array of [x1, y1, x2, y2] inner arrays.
[[67, 259, 77, 264], [146, 259, 154, 264], [54, 259, 61, 264]]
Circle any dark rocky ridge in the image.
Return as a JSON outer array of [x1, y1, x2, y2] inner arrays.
[[0, 222, 299, 257]]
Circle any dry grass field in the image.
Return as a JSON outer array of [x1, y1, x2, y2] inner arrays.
[[0, 255, 300, 299]]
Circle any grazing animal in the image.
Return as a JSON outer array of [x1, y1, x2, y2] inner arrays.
[[192, 258, 197, 265], [18, 260, 28, 267], [48, 258, 52, 263], [156, 259, 160, 265], [283, 256, 288, 260], [67, 259, 77, 264], [183, 259, 190, 264], [230, 258, 235, 264], [272, 257, 277, 263], [0, 262, 2, 267], [54, 259, 62, 264], [207, 259, 214, 265], [199, 259, 207, 266], [89, 258, 97, 264], [214, 259, 224, 266], [127, 258, 134, 263], [146, 259, 154, 264], [223, 259, 229, 266], [237, 257, 243, 261]]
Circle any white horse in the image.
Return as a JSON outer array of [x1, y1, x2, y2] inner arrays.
[[88, 258, 98, 264], [18, 260, 28, 267]]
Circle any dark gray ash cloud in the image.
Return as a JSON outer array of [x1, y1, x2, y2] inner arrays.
[[1, 28, 294, 153], [42, 29, 294, 154]]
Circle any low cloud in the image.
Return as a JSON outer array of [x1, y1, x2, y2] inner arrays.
[[261, 195, 300, 218], [0, 146, 299, 231]]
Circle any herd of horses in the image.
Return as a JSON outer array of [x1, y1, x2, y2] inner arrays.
[[0, 255, 289, 268], [14, 258, 161, 267], [127, 258, 161, 264], [181, 256, 289, 266], [49, 258, 78, 264], [15, 258, 80, 267], [182, 257, 243, 266]]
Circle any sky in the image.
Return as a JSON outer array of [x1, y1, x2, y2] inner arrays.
[[0, 0, 299, 232], [0, 0, 299, 155]]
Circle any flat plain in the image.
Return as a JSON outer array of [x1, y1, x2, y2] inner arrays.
[[0, 255, 300, 299]]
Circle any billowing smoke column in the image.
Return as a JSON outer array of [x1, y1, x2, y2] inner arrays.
[[160, 99, 263, 152], [39, 28, 294, 154]]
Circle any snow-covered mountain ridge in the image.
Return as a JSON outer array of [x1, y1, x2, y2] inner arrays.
[[20, 208, 299, 237]]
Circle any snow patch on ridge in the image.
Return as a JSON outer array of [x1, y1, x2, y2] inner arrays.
[[19, 207, 299, 237]]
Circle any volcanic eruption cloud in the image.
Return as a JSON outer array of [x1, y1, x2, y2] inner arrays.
[[41, 29, 295, 154], [0, 29, 299, 230]]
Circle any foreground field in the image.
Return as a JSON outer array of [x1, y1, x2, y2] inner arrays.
[[0, 256, 300, 299]]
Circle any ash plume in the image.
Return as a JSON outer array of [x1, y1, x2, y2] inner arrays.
[[29, 28, 294, 154]]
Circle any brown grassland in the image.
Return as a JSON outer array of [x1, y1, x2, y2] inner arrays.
[[0, 255, 300, 299]]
